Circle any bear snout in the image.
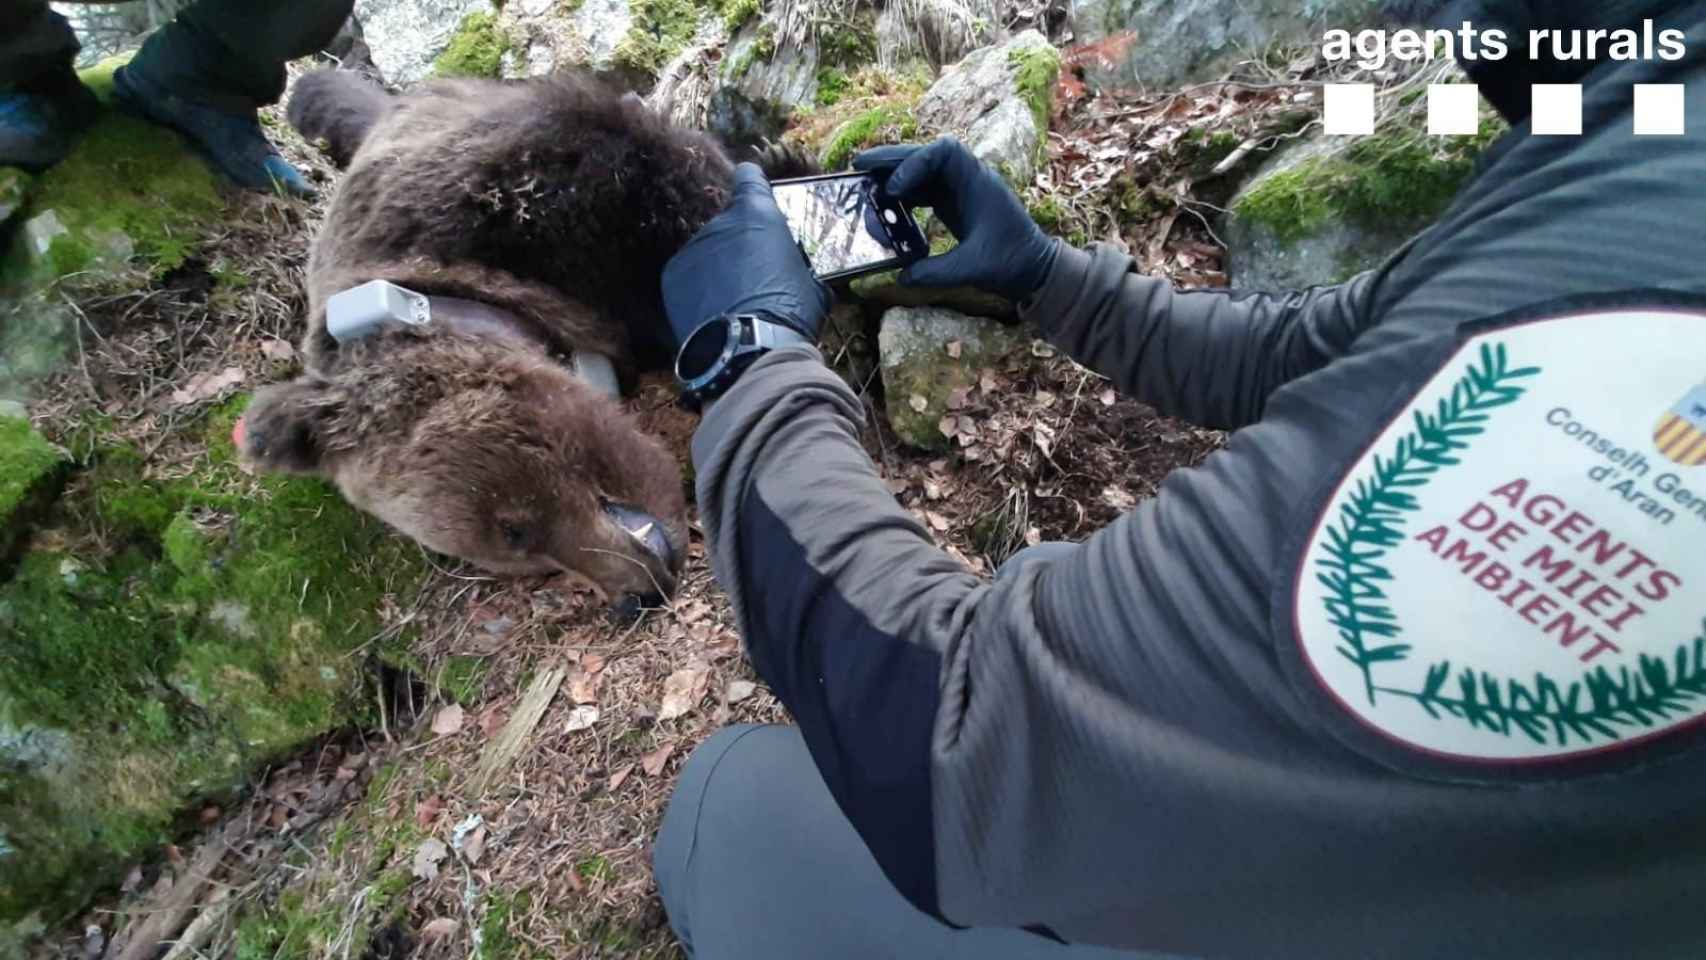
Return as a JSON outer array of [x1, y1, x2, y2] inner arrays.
[[603, 501, 678, 573]]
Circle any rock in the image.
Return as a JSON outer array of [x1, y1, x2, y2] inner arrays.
[[0, 412, 68, 564], [852, 270, 1016, 322], [355, 0, 495, 85], [0, 169, 31, 228], [876, 0, 1002, 69], [1222, 117, 1499, 290], [1071, 0, 1379, 91], [647, 18, 731, 129], [0, 427, 428, 929], [914, 30, 1059, 188], [879, 306, 1029, 450], [574, 0, 638, 70], [709, 20, 819, 147], [0, 56, 223, 396]]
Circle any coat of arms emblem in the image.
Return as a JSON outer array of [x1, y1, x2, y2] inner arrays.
[[1654, 383, 1706, 466]]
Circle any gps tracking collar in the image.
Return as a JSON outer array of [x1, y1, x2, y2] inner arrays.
[[325, 279, 621, 398]]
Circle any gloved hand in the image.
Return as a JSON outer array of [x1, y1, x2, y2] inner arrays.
[[854, 137, 1059, 301], [663, 162, 832, 346]]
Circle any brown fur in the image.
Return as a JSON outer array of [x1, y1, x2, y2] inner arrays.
[[242, 71, 773, 600]]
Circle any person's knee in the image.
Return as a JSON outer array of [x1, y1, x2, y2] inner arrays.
[[653, 724, 772, 905]]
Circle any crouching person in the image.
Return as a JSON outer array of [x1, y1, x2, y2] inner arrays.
[[650, 1, 1706, 954]]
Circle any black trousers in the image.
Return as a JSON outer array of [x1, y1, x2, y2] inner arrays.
[[0, 0, 353, 109], [652, 544, 1173, 959]]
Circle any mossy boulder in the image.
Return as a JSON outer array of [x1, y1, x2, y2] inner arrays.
[[913, 31, 1058, 188], [0, 56, 223, 297], [0, 57, 225, 402], [709, 19, 819, 147], [432, 10, 514, 77], [0, 412, 68, 566], [0, 400, 427, 937], [878, 306, 1028, 450], [1071, 0, 1380, 91], [354, 0, 496, 85], [1222, 115, 1504, 289]]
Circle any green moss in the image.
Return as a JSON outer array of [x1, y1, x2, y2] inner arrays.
[[433, 11, 513, 78], [1007, 43, 1061, 143], [1179, 127, 1241, 176], [612, 0, 704, 77], [818, 11, 878, 68], [439, 656, 489, 706], [480, 889, 535, 960], [575, 855, 615, 882], [1027, 196, 1065, 234], [0, 398, 428, 926], [821, 105, 918, 170], [718, 0, 760, 32], [0, 416, 66, 554], [1, 56, 224, 294], [1234, 119, 1504, 246], [815, 67, 849, 107], [727, 22, 776, 80]]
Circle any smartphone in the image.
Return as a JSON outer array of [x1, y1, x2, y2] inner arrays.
[[771, 172, 928, 282]]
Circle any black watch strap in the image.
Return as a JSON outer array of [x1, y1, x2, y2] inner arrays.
[[676, 312, 811, 407]]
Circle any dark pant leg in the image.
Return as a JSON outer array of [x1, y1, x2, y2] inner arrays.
[[655, 724, 1161, 960], [125, 0, 355, 110], [0, 1, 80, 92]]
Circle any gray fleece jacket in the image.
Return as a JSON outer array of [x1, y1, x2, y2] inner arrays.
[[689, 3, 1706, 955]]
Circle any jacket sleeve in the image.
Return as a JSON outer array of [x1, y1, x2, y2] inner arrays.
[[1025, 241, 1385, 430], [691, 343, 1319, 943]]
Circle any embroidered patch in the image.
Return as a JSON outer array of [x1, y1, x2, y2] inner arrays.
[[1294, 307, 1706, 762]]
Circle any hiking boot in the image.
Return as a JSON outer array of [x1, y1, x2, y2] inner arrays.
[[111, 63, 316, 199], [0, 76, 100, 173]]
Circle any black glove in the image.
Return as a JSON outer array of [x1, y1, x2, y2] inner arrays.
[[854, 137, 1059, 301], [662, 162, 832, 346]]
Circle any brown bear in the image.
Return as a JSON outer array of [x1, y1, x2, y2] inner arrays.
[[238, 70, 807, 606]]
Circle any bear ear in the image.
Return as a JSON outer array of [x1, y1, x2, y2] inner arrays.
[[237, 378, 343, 474]]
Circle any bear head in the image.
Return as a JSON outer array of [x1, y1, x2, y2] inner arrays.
[[237, 332, 686, 604]]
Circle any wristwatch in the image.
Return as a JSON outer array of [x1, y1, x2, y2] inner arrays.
[[675, 311, 812, 406]]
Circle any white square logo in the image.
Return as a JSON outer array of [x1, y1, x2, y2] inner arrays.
[[1634, 84, 1686, 136], [1531, 84, 1583, 136], [1427, 83, 1481, 136], [1323, 84, 1376, 136]]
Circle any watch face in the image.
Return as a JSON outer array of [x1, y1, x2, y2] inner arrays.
[[677, 315, 734, 384]]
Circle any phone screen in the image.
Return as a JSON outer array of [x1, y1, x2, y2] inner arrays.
[[772, 173, 918, 280]]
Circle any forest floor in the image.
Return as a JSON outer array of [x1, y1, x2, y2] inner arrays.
[[17, 45, 1351, 960]]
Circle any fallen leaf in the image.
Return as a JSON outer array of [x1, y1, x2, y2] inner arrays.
[[477, 705, 507, 738], [260, 340, 296, 362], [568, 668, 600, 704], [413, 838, 449, 881], [581, 654, 607, 674], [1025, 526, 1043, 546], [925, 511, 950, 532], [170, 367, 245, 406], [421, 918, 460, 942], [431, 703, 465, 736], [946, 340, 963, 359], [565, 705, 600, 733], [608, 763, 636, 791], [462, 826, 487, 866], [659, 663, 711, 721], [725, 680, 757, 704], [979, 370, 998, 393], [1035, 390, 1057, 408], [909, 393, 929, 414], [641, 743, 676, 777], [884, 477, 909, 495], [415, 794, 445, 829], [199, 805, 221, 825], [938, 415, 959, 437], [947, 386, 971, 409], [1100, 388, 1117, 406]]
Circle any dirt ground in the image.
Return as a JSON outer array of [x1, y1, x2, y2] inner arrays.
[[12, 45, 1371, 959]]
